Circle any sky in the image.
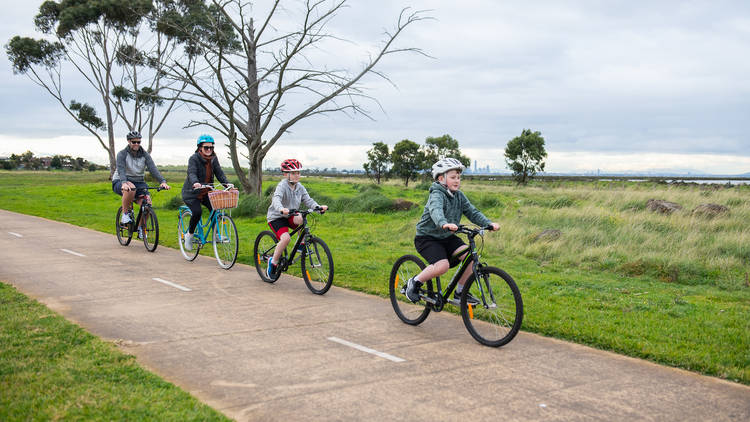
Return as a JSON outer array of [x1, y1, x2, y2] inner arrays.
[[1, 0, 749, 175]]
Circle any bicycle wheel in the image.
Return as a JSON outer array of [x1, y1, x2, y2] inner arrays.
[[461, 266, 523, 347], [389, 255, 431, 325], [142, 207, 159, 252], [115, 207, 132, 246], [254, 230, 279, 283], [213, 213, 238, 269], [178, 208, 199, 261], [301, 236, 334, 295]]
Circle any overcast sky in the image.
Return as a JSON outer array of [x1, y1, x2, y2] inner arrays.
[[2, 0, 749, 174]]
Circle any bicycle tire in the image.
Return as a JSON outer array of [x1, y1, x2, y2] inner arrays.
[[115, 207, 133, 246], [301, 236, 334, 295], [178, 208, 200, 261], [389, 254, 431, 325], [460, 266, 523, 347], [213, 213, 238, 269], [142, 207, 159, 252], [254, 230, 279, 283]]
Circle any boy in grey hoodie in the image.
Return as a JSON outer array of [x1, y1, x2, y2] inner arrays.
[[265, 159, 328, 278], [405, 158, 499, 304]]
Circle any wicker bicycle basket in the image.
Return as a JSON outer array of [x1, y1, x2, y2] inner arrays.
[[208, 189, 239, 209]]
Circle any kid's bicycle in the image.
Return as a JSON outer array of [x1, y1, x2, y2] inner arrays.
[[115, 186, 163, 252], [389, 225, 523, 347], [253, 207, 333, 295], [177, 184, 239, 269]]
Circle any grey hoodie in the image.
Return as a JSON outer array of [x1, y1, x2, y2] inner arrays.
[[112, 147, 165, 184], [266, 178, 320, 222], [415, 182, 492, 239]]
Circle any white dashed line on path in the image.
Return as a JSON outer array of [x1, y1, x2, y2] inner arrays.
[[60, 249, 86, 257], [8, 232, 23, 237], [153, 277, 192, 292], [327, 336, 405, 363]]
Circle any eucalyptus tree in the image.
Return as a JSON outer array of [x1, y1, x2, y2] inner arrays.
[[505, 129, 547, 184], [363, 141, 391, 184], [5, 0, 183, 172], [154, 0, 429, 195], [421, 134, 471, 172], [390, 139, 424, 187]]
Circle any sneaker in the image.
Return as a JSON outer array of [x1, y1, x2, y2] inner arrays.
[[405, 277, 422, 303], [184, 233, 193, 251], [454, 290, 480, 305], [266, 257, 276, 278], [137, 227, 144, 239], [120, 213, 132, 224], [297, 243, 305, 255]]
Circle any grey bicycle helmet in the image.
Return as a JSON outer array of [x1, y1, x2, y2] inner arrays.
[[126, 130, 142, 140], [431, 157, 465, 180]]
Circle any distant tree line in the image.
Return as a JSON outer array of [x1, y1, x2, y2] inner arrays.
[[0, 151, 105, 171], [364, 129, 548, 186], [363, 134, 471, 186]]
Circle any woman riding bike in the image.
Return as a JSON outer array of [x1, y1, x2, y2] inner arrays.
[[181, 134, 232, 251]]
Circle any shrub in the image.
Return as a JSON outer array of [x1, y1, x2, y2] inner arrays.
[[233, 194, 271, 217]]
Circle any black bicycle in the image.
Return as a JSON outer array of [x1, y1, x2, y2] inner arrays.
[[115, 186, 163, 252], [253, 207, 333, 295], [389, 225, 523, 347]]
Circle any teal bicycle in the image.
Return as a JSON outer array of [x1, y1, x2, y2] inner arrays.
[[177, 184, 239, 269]]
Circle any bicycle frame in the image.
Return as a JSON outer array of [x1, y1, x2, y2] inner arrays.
[[424, 227, 496, 311], [275, 210, 317, 271], [193, 208, 225, 245]]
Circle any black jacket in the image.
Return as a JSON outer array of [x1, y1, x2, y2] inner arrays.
[[181, 152, 229, 201]]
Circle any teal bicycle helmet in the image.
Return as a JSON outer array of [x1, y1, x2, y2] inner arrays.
[[197, 134, 214, 145]]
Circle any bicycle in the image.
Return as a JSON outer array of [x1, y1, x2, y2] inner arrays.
[[253, 207, 333, 295], [177, 184, 239, 269], [389, 225, 523, 347], [115, 186, 163, 252]]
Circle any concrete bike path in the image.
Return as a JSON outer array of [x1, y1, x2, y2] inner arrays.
[[1, 209, 748, 421]]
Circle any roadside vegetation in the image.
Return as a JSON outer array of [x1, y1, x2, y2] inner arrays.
[[1, 170, 748, 388], [0, 282, 229, 421]]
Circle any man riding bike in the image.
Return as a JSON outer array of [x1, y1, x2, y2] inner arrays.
[[112, 131, 170, 230]]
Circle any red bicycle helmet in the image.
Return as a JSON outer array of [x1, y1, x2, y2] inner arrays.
[[280, 158, 302, 172]]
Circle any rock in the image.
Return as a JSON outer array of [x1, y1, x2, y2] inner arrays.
[[646, 199, 682, 214], [534, 229, 561, 242], [392, 198, 418, 211], [692, 203, 729, 217]]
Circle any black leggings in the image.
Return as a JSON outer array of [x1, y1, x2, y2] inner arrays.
[[184, 196, 213, 234]]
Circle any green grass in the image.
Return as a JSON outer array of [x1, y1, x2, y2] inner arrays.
[[1, 170, 749, 387], [0, 282, 230, 421]]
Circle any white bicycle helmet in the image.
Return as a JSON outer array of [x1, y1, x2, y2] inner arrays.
[[431, 157, 465, 180]]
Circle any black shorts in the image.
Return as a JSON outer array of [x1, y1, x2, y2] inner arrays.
[[414, 235, 466, 268], [112, 180, 149, 198], [268, 216, 299, 238]]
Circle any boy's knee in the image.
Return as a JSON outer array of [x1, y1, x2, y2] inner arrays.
[[293, 215, 303, 226]]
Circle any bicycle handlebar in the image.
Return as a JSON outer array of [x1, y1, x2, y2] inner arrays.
[[286, 206, 326, 216], [192, 183, 235, 191], [454, 224, 495, 237]]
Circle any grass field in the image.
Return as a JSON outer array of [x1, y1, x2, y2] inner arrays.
[[1, 170, 748, 392], [0, 282, 229, 421]]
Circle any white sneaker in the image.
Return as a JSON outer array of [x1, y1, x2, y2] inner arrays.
[[120, 213, 132, 224], [184, 233, 193, 251]]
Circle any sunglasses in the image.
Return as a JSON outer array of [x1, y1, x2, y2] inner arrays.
[[202, 145, 214, 151], [130, 140, 141, 144]]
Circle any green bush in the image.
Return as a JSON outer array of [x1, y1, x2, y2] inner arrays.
[[233, 194, 271, 217]]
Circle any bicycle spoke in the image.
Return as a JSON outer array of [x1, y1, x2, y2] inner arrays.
[[389, 255, 430, 325], [461, 267, 523, 347]]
